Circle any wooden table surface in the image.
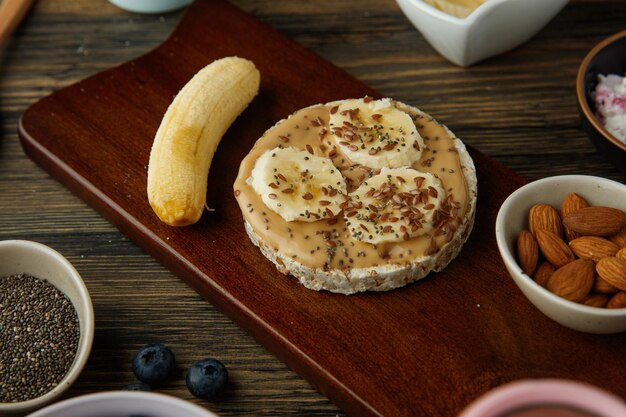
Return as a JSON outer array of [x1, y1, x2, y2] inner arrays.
[[1, 1, 624, 416]]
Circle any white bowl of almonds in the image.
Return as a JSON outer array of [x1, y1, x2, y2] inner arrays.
[[495, 175, 626, 334]]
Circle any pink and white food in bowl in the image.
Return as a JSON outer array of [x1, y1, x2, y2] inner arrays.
[[592, 73, 626, 144], [459, 379, 626, 417]]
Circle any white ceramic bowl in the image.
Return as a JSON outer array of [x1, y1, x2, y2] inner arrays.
[[395, 0, 569, 66], [108, 0, 192, 14], [495, 175, 626, 334], [27, 391, 219, 417], [0, 240, 95, 414], [459, 379, 626, 417]]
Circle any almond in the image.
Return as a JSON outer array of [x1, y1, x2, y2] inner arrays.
[[561, 193, 590, 214], [563, 206, 626, 237], [607, 292, 626, 309], [533, 262, 555, 288], [529, 204, 563, 238], [596, 257, 626, 291], [617, 247, 626, 261], [609, 227, 626, 248], [561, 193, 589, 241], [516, 229, 538, 276], [547, 258, 595, 302], [580, 294, 609, 308], [569, 236, 619, 262], [593, 275, 619, 294], [535, 229, 576, 268]]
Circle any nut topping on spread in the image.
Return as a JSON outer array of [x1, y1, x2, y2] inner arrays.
[[234, 98, 470, 272]]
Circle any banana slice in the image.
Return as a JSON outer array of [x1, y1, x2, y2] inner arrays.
[[329, 98, 424, 169], [344, 167, 445, 244], [248, 146, 347, 222]]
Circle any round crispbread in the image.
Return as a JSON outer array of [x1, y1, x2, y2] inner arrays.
[[238, 100, 477, 294]]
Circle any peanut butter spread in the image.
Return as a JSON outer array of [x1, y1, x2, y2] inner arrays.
[[234, 101, 470, 271]]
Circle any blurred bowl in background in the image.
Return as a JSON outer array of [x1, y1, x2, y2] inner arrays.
[[577, 29, 626, 172], [108, 0, 192, 14], [27, 391, 219, 417], [395, 0, 568, 66], [459, 379, 626, 417]]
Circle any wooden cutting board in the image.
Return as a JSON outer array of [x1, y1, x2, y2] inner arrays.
[[18, 1, 626, 415]]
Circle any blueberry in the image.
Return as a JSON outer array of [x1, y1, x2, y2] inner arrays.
[[122, 382, 152, 391], [132, 343, 176, 385], [186, 358, 228, 400]]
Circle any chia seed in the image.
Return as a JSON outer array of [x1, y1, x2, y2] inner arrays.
[[0, 273, 80, 403]]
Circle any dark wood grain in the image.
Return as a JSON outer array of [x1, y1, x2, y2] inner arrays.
[[15, 1, 626, 417], [1, 0, 625, 416]]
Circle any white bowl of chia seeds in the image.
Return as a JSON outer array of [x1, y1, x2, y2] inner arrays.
[[0, 240, 95, 414]]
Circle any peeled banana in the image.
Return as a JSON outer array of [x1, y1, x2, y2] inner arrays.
[[147, 56, 260, 226]]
